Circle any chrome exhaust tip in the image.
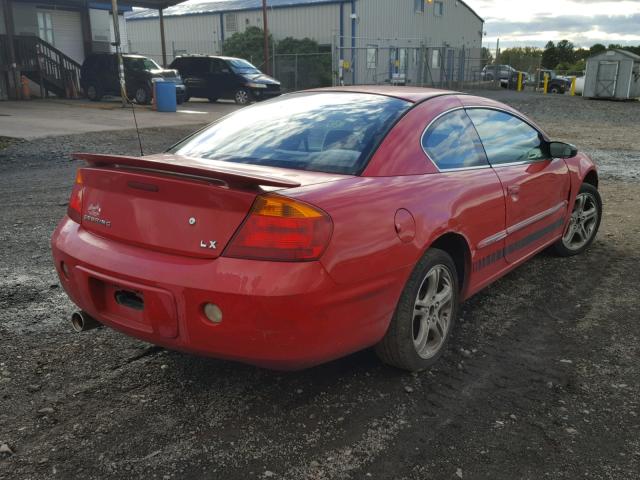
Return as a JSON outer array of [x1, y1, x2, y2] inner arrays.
[[70, 311, 101, 332]]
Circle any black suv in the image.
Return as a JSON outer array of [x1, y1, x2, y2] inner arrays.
[[81, 53, 186, 104], [170, 55, 281, 105]]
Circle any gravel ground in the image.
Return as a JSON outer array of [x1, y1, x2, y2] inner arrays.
[[1, 92, 639, 479]]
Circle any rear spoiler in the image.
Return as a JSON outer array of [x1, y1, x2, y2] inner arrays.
[[72, 153, 302, 189]]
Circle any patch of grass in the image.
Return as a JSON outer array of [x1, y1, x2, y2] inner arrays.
[[0, 137, 18, 150]]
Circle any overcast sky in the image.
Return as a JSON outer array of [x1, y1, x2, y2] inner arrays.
[[466, 0, 640, 48]]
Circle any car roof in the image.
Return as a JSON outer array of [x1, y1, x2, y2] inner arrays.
[[306, 86, 455, 103], [175, 55, 242, 62]]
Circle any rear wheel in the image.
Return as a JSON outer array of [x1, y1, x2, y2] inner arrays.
[[86, 84, 102, 102], [552, 183, 602, 256], [376, 249, 459, 372], [135, 86, 151, 105], [550, 86, 560, 94], [234, 88, 252, 105]]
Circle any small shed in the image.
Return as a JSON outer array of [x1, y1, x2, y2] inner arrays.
[[584, 49, 640, 99]]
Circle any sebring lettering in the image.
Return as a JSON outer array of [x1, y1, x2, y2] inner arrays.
[[83, 214, 111, 228]]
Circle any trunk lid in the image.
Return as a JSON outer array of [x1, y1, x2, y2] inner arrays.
[[74, 153, 349, 259]]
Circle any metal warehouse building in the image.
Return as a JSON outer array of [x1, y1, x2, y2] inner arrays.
[[125, 0, 484, 88]]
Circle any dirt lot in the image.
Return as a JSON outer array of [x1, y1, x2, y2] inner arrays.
[[1, 91, 639, 480]]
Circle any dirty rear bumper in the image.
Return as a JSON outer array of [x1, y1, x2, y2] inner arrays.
[[51, 217, 394, 370]]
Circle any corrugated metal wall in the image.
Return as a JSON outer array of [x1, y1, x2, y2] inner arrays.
[[127, 14, 221, 63], [126, 0, 482, 74], [127, 3, 341, 65]]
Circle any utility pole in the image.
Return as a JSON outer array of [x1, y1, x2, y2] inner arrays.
[[494, 37, 500, 87], [262, 0, 270, 75], [110, 0, 127, 107]]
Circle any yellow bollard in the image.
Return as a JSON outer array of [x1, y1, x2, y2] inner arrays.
[[570, 76, 576, 96], [517, 72, 523, 92], [543, 74, 549, 94]]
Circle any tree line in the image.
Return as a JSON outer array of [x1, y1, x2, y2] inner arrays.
[[483, 41, 640, 75]]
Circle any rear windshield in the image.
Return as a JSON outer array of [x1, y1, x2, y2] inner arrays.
[[170, 92, 411, 175]]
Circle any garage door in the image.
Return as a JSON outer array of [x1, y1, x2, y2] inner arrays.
[[38, 9, 85, 64]]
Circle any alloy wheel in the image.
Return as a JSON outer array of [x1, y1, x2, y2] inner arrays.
[[563, 192, 599, 251], [412, 265, 454, 359], [235, 89, 250, 105]]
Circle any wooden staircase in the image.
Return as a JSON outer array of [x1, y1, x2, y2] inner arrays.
[[1, 34, 82, 99]]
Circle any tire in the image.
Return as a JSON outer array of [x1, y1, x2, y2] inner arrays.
[[208, 97, 218, 103], [183, 95, 191, 102], [375, 248, 460, 372], [233, 88, 252, 105], [550, 86, 560, 94], [86, 84, 102, 102], [134, 86, 151, 105], [552, 183, 602, 257]]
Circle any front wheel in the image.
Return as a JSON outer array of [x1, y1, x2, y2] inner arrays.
[[552, 183, 602, 256], [375, 249, 459, 372], [233, 88, 252, 105]]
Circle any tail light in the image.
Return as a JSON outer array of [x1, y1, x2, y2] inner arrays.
[[224, 194, 333, 261], [67, 170, 84, 224]]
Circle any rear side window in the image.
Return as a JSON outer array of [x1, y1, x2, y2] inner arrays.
[[170, 92, 411, 175], [421, 110, 488, 170], [466, 109, 548, 165]]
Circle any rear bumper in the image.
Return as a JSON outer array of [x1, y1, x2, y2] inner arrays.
[[51, 217, 395, 370]]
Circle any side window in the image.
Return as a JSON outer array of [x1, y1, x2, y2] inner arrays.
[[192, 58, 208, 75], [422, 110, 488, 170], [218, 60, 231, 73], [173, 58, 186, 73], [466, 109, 548, 165]]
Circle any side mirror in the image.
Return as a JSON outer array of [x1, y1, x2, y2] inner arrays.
[[549, 141, 578, 159]]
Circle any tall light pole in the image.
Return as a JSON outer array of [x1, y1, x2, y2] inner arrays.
[[262, 0, 270, 75], [110, 0, 127, 107]]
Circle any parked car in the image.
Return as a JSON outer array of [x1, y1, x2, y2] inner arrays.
[[536, 69, 571, 94], [481, 64, 516, 81], [169, 55, 282, 105], [80, 53, 186, 105], [52, 87, 601, 372]]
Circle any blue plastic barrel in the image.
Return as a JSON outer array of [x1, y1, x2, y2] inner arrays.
[[155, 82, 177, 112]]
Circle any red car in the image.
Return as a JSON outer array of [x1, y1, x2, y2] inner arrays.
[[51, 87, 602, 371]]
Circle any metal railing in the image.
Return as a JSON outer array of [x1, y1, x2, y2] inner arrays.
[[0, 34, 82, 98]]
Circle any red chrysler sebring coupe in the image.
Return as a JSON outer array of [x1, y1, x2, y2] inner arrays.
[[51, 87, 602, 371]]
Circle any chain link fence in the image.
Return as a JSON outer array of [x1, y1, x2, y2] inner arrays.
[[332, 36, 495, 90], [130, 37, 549, 92]]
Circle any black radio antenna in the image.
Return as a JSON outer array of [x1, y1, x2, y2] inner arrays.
[[129, 98, 144, 156]]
